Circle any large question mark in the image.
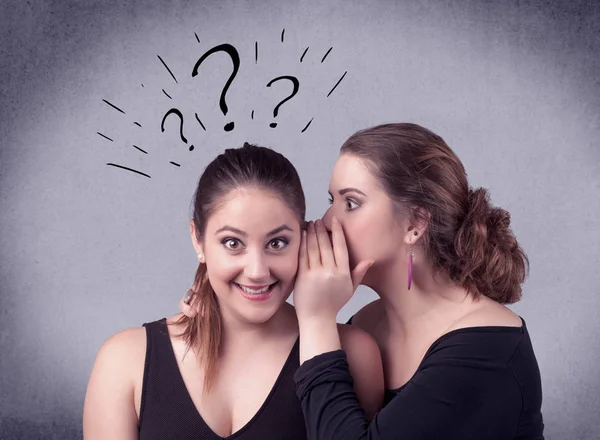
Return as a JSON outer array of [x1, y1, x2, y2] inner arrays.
[[266, 75, 300, 128], [161, 108, 194, 151], [192, 43, 240, 132]]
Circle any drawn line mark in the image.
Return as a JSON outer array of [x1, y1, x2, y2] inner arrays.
[[321, 47, 333, 63], [195, 113, 206, 131], [195, 33, 200, 43], [132, 145, 148, 154], [162, 89, 172, 99], [170, 161, 181, 167], [102, 99, 126, 114], [97, 132, 114, 142], [106, 163, 151, 178], [300, 47, 309, 62], [327, 71, 347, 98], [157, 55, 178, 84], [301, 118, 314, 133]]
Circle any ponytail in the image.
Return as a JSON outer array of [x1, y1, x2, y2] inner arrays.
[[174, 263, 222, 392]]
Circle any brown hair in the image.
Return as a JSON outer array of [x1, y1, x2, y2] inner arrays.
[[174, 142, 305, 392], [341, 123, 528, 303]]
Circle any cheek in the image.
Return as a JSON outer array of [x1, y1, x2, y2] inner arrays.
[[205, 254, 242, 286], [343, 216, 371, 251], [343, 212, 392, 263], [271, 250, 299, 281]]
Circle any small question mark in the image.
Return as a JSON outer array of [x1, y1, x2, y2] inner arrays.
[[266, 76, 300, 128], [161, 108, 194, 151], [192, 43, 240, 132]]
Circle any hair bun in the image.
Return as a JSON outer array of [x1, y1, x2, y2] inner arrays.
[[466, 188, 490, 222], [454, 187, 527, 303], [467, 187, 512, 240]]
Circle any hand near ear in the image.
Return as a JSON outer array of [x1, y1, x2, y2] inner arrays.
[[179, 290, 198, 318], [293, 217, 373, 321]]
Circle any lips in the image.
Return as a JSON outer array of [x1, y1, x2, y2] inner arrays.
[[234, 281, 279, 301]]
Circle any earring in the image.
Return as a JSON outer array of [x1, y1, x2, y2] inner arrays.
[[407, 243, 415, 290], [197, 252, 204, 262]]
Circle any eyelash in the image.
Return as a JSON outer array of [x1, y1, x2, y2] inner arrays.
[[221, 238, 289, 251], [328, 196, 360, 211]]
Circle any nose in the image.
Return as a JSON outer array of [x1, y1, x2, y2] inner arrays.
[[322, 206, 334, 231], [244, 249, 270, 281]]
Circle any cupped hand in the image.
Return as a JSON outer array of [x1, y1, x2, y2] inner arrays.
[[293, 217, 373, 321], [179, 295, 197, 318]]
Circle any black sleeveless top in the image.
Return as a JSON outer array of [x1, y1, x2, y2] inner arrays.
[[139, 318, 307, 440]]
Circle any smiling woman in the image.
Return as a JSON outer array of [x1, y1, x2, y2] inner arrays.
[[82, 142, 384, 440]]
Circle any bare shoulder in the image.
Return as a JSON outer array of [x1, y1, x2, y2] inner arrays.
[[337, 323, 384, 419], [98, 326, 147, 365], [83, 326, 147, 439], [452, 297, 523, 331], [337, 322, 378, 350], [349, 299, 384, 333], [86, 326, 147, 394]]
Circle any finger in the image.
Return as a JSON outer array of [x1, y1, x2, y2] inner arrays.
[[351, 260, 374, 290], [331, 217, 350, 270], [179, 298, 198, 318], [315, 219, 335, 267], [298, 229, 309, 272], [306, 221, 322, 268]]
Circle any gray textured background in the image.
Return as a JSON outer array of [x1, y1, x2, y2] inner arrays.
[[1, 0, 599, 439]]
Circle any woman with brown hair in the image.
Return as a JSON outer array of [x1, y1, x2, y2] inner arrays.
[[83, 142, 383, 439], [293, 123, 545, 439]]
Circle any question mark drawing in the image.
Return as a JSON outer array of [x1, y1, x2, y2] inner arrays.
[[161, 108, 194, 152], [266, 76, 300, 128], [192, 43, 240, 132]]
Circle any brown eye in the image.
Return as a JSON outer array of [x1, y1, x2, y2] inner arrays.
[[268, 238, 288, 250], [223, 238, 242, 250], [346, 199, 359, 211]]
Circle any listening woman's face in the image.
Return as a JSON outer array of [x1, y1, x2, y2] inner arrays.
[[322, 154, 408, 274], [193, 187, 301, 325]]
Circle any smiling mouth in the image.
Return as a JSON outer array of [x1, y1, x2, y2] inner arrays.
[[234, 282, 278, 295]]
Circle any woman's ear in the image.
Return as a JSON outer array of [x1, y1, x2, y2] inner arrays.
[[190, 221, 205, 263], [404, 207, 430, 245]]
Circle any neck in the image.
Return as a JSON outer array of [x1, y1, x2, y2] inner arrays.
[[219, 302, 297, 350], [365, 257, 473, 339]]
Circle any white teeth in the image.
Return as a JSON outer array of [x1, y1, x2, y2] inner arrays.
[[239, 284, 273, 294]]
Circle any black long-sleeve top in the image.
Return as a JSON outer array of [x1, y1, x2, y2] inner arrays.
[[294, 319, 544, 440]]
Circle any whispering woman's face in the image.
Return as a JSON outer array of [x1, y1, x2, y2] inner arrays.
[[323, 154, 409, 279]]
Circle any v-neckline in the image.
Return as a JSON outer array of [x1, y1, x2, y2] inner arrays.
[[160, 319, 300, 440]]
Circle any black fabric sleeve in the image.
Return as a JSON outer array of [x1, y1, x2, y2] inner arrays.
[[294, 350, 523, 440]]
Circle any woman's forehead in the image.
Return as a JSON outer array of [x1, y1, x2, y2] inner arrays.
[[207, 188, 299, 234], [330, 155, 380, 192]]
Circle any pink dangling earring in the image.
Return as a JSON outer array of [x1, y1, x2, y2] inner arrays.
[[408, 231, 418, 290], [407, 245, 413, 290]]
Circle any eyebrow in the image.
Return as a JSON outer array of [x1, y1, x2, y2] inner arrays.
[[329, 188, 367, 197], [214, 224, 294, 237]]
